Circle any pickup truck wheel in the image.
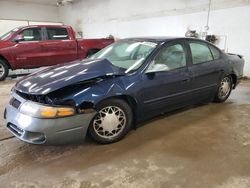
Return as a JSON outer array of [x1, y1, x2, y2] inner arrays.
[[0, 60, 9, 81], [88, 99, 133, 144], [214, 75, 232, 103]]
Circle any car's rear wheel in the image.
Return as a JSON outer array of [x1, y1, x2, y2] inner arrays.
[[88, 99, 133, 144], [0, 59, 9, 81], [214, 75, 232, 103]]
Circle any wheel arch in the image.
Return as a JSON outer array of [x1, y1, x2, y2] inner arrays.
[[230, 73, 237, 89], [95, 95, 138, 126], [0, 55, 12, 69]]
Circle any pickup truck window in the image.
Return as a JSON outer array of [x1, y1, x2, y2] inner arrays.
[[19, 28, 42, 41], [47, 28, 69, 40]]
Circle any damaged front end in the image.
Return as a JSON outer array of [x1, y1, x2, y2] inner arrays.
[[5, 58, 125, 144], [13, 73, 124, 117], [12, 58, 125, 115], [6, 83, 99, 144], [12, 78, 102, 117]]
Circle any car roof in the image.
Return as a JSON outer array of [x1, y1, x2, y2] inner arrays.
[[123, 36, 183, 43], [123, 36, 208, 43], [120, 37, 222, 51], [17, 25, 70, 30]]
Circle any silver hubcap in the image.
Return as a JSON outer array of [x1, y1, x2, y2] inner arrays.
[[93, 106, 126, 139], [219, 77, 231, 98], [0, 64, 5, 77]]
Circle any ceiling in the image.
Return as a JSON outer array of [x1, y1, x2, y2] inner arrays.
[[2, 0, 62, 6]]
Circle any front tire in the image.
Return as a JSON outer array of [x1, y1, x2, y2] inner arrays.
[[0, 59, 9, 81], [214, 75, 232, 103], [88, 99, 133, 144]]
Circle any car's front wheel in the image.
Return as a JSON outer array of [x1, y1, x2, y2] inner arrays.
[[214, 75, 232, 103], [88, 99, 133, 144]]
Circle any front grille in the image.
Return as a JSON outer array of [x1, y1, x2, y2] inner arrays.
[[15, 90, 35, 101], [9, 98, 21, 109], [7, 123, 24, 136], [15, 89, 50, 104]]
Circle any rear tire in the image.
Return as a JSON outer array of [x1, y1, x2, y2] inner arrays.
[[214, 75, 232, 103], [88, 99, 133, 144], [0, 59, 9, 81]]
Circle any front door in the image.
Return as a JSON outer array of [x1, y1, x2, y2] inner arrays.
[[138, 41, 193, 118], [13, 27, 45, 68]]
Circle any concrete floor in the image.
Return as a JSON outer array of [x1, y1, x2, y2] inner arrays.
[[0, 79, 250, 188]]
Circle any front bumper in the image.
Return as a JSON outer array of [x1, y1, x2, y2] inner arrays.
[[4, 92, 95, 145]]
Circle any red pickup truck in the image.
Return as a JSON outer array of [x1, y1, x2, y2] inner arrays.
[[0, 25, 114, 80]]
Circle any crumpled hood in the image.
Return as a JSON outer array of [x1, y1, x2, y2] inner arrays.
[[15, 59, 124, 95]]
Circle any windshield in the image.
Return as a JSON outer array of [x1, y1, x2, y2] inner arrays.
[[90, 40, 157, 73], [0, 28, 19, 40]]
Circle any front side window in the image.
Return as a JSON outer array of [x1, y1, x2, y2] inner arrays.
[[91, 40, 157, 73], [190, 42, 213, 64], [147, 43, 186, 72], [47, 28, 69, 40], [18, 28, 42, 41]]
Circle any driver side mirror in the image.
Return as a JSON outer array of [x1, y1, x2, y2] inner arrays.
[[145, 62, 169, 73], [13, 34, 24, 43]]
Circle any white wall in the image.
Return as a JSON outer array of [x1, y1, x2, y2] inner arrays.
[[0, 20, 27, 36], [0, 1, 63, 36], [0, 0, 60, 22], [59, 0, 250, 76]]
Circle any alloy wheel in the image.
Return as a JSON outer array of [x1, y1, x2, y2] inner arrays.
[[93, 106, 127, 139], [219, 77, 231, 99]]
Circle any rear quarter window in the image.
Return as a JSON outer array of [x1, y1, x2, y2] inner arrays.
[[190, 42, 213, 64], [209, 45, 221, 60]]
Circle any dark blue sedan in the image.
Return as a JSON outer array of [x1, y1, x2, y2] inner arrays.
[[5, 37, 244, 144]]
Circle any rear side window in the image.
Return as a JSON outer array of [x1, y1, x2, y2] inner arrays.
[[19, 28, 42, 41], [190, 42, 213, 64], [47, 28, 69, 40], [209, 45, 221, 60]]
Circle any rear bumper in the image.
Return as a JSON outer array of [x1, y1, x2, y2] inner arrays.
[[4, 92, 95, 145]]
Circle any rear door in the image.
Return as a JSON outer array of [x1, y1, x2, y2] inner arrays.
[[138, 41, 193, 117], [12, 27, 46, 68], [42, 27, 77, 66], [187, 40, 225, 101]]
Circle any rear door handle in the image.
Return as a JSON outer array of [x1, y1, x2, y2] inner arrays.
[[181, 78, 190, 83]]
